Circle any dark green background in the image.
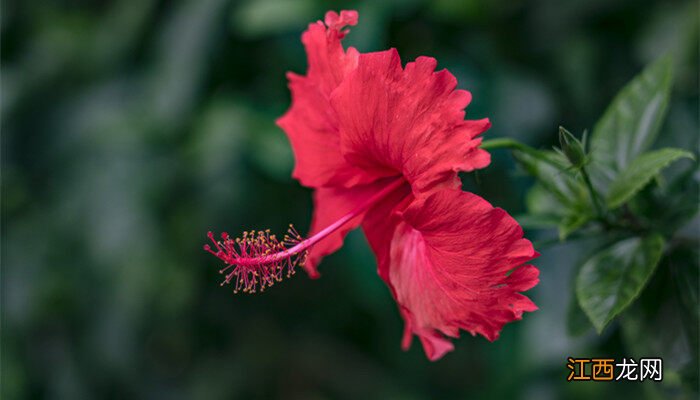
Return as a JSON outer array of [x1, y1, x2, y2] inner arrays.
[[3, 0, 698, 398]]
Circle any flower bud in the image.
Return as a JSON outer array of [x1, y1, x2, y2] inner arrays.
[[558, 126, 587, 168]]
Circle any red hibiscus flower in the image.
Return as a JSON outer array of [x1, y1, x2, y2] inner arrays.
[[205, 10, 539, 361]]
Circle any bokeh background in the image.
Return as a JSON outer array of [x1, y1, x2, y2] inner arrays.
[[3, 0, 698, 399]]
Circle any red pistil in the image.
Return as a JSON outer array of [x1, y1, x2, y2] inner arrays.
[[205, 178, 406, 294]]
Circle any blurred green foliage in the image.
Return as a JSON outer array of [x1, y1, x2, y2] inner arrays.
[[2, 0, 698, 399], [488, 52, 698, 398]]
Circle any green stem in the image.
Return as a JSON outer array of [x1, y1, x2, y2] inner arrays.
[[480, 138, 566, 170], [533, 230, 590, 248], [480, 138, 523, 150], [580, 166, 606, 221]]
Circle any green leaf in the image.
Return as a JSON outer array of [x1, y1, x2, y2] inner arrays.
[[619, 245, 699, 394], [525, 183, 566, 217], [576, 234, 665, 333], [516, 151, 593, 237], [514, 150, 589, 210], [567, 290, 593, 336], [589, 56, 674, 191], [558, 213, 589, 241], [606, 148, 695, 209]]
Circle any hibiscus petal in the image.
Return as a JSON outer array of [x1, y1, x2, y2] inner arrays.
[[302, 10, 359, 96], [277, 11, 371, 188], [360, 181, 413, 283], [367, 188, 538, 360], [331, 49, 492, 197]]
